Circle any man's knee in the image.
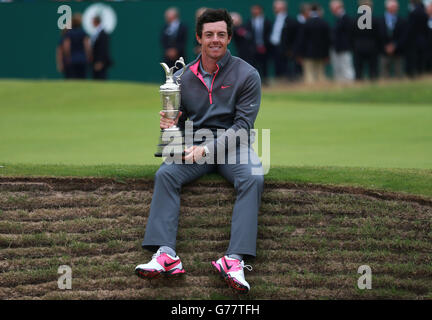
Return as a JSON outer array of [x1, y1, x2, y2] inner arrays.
[[236, 172, 264, 192], [155, 165, 178, 185], [251, 174, 264, 191]]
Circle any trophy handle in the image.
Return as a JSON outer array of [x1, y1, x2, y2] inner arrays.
[[160, 62, 171, 77], [174, 57, 186, 85]]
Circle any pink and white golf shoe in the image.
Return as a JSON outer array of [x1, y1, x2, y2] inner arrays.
[[212, 256, 253, 294], [135, 249, 185, 279]]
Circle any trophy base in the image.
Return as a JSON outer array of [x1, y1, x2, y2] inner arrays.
[[154, 129, 185, 158], [154, 147, 185, 158], [154, 151, 185, 157]]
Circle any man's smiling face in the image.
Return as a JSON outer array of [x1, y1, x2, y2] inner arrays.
[[197, 21, 232, 61]]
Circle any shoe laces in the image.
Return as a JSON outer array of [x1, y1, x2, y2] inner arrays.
[[151, 249, 163, 260], [241, 260, 253, 272]]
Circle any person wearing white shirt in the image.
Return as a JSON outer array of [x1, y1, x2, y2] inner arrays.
[[270, 2, 287, 46], [329, 0, 355, 82], [247, 4, 271, 85], [161, 7, 188, 67], [379, 0, 407, 78], [270, 0, 287, 80]]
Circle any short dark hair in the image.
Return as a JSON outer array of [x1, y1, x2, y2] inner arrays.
[[310, 3, 321, 11], [196, 8, 233, 38]]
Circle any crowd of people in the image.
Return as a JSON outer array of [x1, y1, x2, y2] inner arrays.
[[56, 13, 112, 80], [161, 0, 432, 85]]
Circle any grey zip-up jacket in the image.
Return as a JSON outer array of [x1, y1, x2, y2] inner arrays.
[[174, 50, 261, 156]]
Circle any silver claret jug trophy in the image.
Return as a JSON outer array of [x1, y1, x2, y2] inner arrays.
[[155, 57, 186, 158]]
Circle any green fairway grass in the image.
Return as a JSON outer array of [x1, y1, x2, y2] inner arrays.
[[0, 79, 431, 196], [266, 79, 432, 104], [1, 79, 431, 168]]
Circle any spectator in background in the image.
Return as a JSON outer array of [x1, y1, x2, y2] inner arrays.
[[161, 7, 188, 66], [296, 3, 310, 27], [246, 4, 272, 85], [351, 0, 381, 81], [91, 15, 112, 80], [329, 0, 355, 82], [56, 28, 71, 79], [405, 0, 429, 77], [291, 2, 311, 81], [425, 0, 432, 73], [270, 0, 296, 81], [62, 13, 91, 79], [231, 12, 254, 64], [193, 7, 208, 55], [279, 1, 302, 82], [297, 3, 331, 84], [378, 0, 407, 78]]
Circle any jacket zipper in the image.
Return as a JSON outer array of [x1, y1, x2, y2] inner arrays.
[[191, 61, 220, 105], [208, 64, 220, 105]]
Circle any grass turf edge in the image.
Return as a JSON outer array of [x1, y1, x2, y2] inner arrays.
[[0, 163, 431, 198]]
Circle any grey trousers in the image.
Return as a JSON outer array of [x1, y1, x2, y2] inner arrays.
[[141, 146, 264, 257]]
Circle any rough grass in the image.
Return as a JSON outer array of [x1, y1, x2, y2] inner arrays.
[[0, 178, 431, 300]]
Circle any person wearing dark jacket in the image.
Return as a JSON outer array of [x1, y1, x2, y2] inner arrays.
[[160, 7, 188, 67], [231, 12, 254, 65], [404, 0, 429, 77], [378, 0, 407, 78], [270, 0, 297, 81], [425, 1, 432, 73], [329, 0, 355, 82], [57, 28, 72, 79], [280, 6, 301, 81], [63, 14, 91, 79], [246, 4, 272, 85], [290, 3, 311, 81], [297, 3, 331, 83], [351, 0, 382, 80], [91, 16, 112, 80]]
